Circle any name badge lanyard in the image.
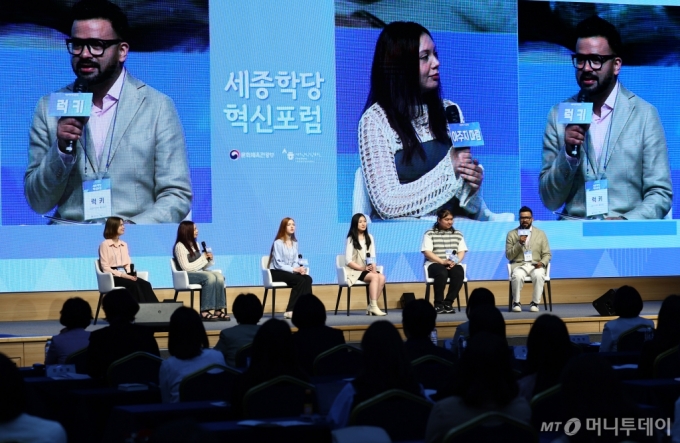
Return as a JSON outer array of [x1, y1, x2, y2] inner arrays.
[[582, 89, 618, 180], [82, 74, 126, 176]]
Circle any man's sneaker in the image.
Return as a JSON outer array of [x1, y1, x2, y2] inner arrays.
[[512, 302, 522, 312], [435, 305, 446, 314], [529, 302, 539, 312], [443, 303, 455, 314]]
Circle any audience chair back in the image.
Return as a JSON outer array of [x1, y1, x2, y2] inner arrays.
[[64, 347, 89, 374], [423, 263, 469, 312], [313, 344, 363, 377], [106, 351, 163, 387], [94, 259, 125, 324], [530, 384, 564, 433], [349, 389, 433, 441], [654, 346, 680, 379], [334, 255, 387, 316], [507, 263, 552, 312], [242, 375, 315, 419], [179, 364, 241, 402], [261, 255, 292, 317], [411, 355, 456, 391], [234, 343, 253, 369], [617, 325, 655, 353], [170, 258, 202, 309], [443, 411, 538, 443]]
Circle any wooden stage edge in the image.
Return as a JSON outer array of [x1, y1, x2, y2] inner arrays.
[[0, 276, 677, 323], [1, 276, 677, 366]]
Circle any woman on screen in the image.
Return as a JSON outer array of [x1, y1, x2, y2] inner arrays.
[[358, 21, 510, 221], [345, 213, 386, 316], [173, 221, 229, 322], [98, 217, 158, 303], [268, 217, 313, 319]]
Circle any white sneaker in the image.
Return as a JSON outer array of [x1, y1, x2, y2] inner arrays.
[[512, 302, 522, 312], [529, 302, 539, 312]]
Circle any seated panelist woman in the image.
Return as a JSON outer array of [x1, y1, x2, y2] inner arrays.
[[98, 217, 158, 303], [173, 221, 229, 322], [269, 217, 313, 319], [345, 213, 386, 316]]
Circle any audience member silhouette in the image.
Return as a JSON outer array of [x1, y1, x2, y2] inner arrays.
[[0, 353, 67, 442], [213, 293, 263, 367], [160, 307, 226, 403], [517, 314, 575, 401], [557, 354, 653, 443], [291, 294, 345, 376], [46, 297, 92, 364], [599, 285, 655, 352], [402, 299, 456, 363], [468, 304, 507, 341], [86, 289, 160, 379], [451, 288, 496, 356], [329, 321, 422, 428], [425, 332, 530, 443], [230, 318, 308, 418], [639, 294, 680, 378]]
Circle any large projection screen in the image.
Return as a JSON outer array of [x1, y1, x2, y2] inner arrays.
[[0, 0, 678, 292]]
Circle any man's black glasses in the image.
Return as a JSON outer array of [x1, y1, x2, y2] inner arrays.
[[571, 54, 617, 71], [66, 38, 122, 56]]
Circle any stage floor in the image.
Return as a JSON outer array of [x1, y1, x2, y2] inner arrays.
[[0, 301, 662, 338]]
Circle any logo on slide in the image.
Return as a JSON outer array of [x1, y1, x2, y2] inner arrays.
[[229, 150, 240, 160]]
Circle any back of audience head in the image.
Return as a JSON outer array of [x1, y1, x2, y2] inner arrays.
[[102, 289, 138, 324], [656, 294, 680, 344], [465, 287, 495, 318], [292, 294, 326, 329], [526, 314, 573, 393], [468, 305, 506, 341], [249, 318, 297, 375], [613, 285, 644, 318], [450, 332, 517, 408], [60, 297, 93, 330], [0, 353, 25, 423], [232, 293, 263, 325], [561, 354, 642, 442], [354, 321, 420, 402], [168, 307, 209, 360], [402, 299, 436, 339]]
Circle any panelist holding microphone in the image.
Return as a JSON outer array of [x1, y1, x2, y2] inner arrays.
[[268, 218, 313, 319], [24, 0, 192, 224], [173, 222, 229, 322], [506, 207, 551, 313], [539, 15, 672, 220]]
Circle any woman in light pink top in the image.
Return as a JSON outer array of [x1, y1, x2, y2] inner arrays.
[[98, 217, 157, 303]]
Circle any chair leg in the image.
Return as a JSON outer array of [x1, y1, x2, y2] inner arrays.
[[190, 290, 194, 310], [382, 286, 388, 314], [173, 290, 179, 302], [263, 288, 268, 311], [425, 283, 430, 303], [547, 281, 553, 311], [346, 287, 351, 316], [271, 289, 276, 318], [464, 282, 469, 305], [335, 287, 342, 315], [508, 282, 512, 312], [94, 292, 104, 325], [456, 290, 461, 313], [365, 286, 370, 307]]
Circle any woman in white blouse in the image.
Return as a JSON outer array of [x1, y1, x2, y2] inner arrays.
[[345, 213, 386, 316], [173, 221, 229, 322]]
